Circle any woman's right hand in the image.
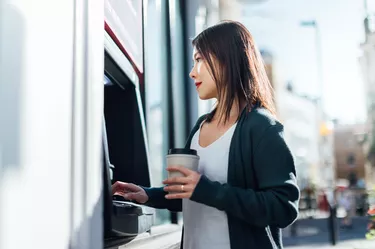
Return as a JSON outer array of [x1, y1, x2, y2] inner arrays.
[[112, 181, 149, 204]]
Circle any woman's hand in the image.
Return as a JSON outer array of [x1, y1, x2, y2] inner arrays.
[[163, 165, 202, 199], [112, 181, 149, 204]]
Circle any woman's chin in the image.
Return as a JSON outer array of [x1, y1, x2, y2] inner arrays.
[[198, 92, 215, 100], [198, 95, 210, 100]]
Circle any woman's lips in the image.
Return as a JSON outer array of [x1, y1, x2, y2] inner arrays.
[[195, 82, 202, 88]]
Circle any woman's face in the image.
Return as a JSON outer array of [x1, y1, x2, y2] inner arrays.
[[189, 47, 218, 100]]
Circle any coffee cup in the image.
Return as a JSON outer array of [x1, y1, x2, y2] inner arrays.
[[166, 148, 200, 193]]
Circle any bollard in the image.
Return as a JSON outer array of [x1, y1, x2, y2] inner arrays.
[[290, 220, 297, 237], [328, 204, 338, 245]]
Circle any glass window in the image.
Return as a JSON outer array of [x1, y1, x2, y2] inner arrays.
[[195, 4, 217, 117], [144, 0, 170, 225]]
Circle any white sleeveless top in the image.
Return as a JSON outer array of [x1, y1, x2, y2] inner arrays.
[[182, 121, 237, 249]]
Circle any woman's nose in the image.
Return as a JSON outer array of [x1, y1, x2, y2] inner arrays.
[[189, 67, 196, 79]]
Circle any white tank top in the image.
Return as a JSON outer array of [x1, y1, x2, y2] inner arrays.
[[182, 121, 237, 249]]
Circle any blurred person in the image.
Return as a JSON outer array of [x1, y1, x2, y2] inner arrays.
[[366, 207, 375, 240], [112, 20, 299, 249], [339, 191, 353, 228], [305, 186, 314, 218], [318, 189, 329, 212]]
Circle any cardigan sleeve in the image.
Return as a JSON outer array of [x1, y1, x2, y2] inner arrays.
[[190, 124, 300, 228], [142, 187, 182, 212]]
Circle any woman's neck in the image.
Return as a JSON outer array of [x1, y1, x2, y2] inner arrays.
[[213, 99, 244, 122]]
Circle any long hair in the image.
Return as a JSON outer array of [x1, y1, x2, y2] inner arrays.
[[192, 20, 276, 123]]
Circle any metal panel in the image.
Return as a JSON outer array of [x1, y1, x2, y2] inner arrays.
[[0, 0, 104, 248]]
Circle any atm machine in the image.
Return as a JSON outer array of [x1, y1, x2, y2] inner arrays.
[[102, 1, 154, 248]]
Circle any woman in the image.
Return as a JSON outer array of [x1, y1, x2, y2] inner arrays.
[[112, 20, 300, 249]]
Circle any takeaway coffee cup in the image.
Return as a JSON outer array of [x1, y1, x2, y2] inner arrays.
[[166, 148, 200, 193]]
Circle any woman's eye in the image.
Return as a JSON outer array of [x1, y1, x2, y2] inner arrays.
[[195, 57, 202, 62]]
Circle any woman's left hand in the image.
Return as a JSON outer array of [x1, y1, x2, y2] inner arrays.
[[163, 165, 202, 199]]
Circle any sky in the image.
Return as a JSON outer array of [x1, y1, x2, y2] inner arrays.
[[241, 0, 374, 123]]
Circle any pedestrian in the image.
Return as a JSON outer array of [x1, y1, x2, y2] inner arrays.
[[366, 207, 375, 240], [112, 20, 300, 249], [339, 191, 353, 228]]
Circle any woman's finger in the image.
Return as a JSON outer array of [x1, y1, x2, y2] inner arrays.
[[122, 182, 141, 192], [165, 192, 191, 199], [162, 176, 190, 185], [112, 182, 122, 194], [112, 181, 140, 194], [113, 191, 137, 201], [123, 193, 136, 200], [166, 165, 192, 176], [163, 184, 192, 193], [114, 191, 125, 196]]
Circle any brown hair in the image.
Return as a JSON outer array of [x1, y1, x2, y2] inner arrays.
[[192, 20, 276, 123]]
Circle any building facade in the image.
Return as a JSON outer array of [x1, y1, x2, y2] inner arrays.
[[334, 124, 368, 189], [276, 87, 324, 190], [263, 53, 335, 191]]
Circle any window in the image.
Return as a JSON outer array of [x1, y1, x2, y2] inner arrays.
[[144, 0, 170, 225], [347, 153, 356, 167]]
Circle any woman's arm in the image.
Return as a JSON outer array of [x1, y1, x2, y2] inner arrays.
[[142, 187, 182, 212], [188, 124, 300, 228]]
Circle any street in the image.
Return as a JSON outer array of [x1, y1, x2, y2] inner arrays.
[[284, 216, 374, 249]]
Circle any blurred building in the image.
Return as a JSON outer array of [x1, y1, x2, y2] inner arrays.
[[265, 51, 335, 191], [334, 124, 368, 189], [261, 50, 274, 89], [359, 10, 375, 187], [276, 84, 322, 190], [319, 120, 336, 190]]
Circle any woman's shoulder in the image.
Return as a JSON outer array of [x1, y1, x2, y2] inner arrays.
[[243, 107, 282, 131], [237, 107, 286, 145]]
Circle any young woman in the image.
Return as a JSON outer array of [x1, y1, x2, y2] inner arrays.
[[112, 20, 300, 249]]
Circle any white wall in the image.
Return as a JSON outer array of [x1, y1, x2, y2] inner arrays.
[[0, 0, 104, 248]]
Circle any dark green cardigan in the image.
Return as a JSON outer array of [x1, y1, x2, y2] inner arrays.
[[143, 107, 300, 249]]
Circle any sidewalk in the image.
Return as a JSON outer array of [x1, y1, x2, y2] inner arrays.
[[283, 216, 374, 249], [286, 239, 374, 249], [297, 208, 347, 220], [120, 224, 182, 249]]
